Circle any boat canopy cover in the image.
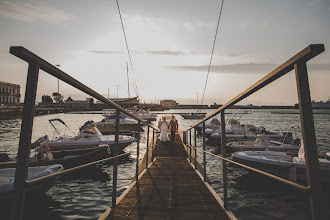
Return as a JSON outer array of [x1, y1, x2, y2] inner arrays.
[[49, 118, 66, 125]]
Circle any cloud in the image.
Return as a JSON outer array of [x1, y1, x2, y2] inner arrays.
[[146, 50, 188, 56], [89, 51, 122, 54], [165, 63, 330, 74], [0, 1, 73, 24], [257, 21, 271, 29], [309, 63, 330, 72]]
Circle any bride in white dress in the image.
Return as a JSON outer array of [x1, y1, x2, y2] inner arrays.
[[159, 117, 169, 142]]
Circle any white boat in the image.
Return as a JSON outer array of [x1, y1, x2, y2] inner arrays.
[[0, 164, 64, 200], [208, 122, 291, 144], [231, 143, 330, 184], [227, 135, 300, 153], [180, 112, 206, 119], [95, 110, 141, 134], [34, 119, 135, 152], [196, 118, 221, 134], [205, 118, 245, 140], [129, 107, 157, 122]]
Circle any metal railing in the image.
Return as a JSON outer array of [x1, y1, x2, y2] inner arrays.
[[9, 46, 159, 220], [184, 44, 324, 219]]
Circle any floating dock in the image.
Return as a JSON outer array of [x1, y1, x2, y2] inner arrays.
[[100, 133, 236, 219]]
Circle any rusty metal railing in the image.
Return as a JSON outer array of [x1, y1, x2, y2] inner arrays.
[[184, 44, 324, 220], [9, 46, 159, 220]]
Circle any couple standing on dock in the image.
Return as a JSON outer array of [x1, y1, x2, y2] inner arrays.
[[159, 115, 178, 142]]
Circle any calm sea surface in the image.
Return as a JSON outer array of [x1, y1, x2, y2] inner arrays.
[[0, 109, 329, 219]]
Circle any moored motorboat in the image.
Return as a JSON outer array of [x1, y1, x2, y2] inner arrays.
[[36, 119, 135, 152], [180, 112, 206, 119], [227, 135, 300, 153], [95, 111, 142, 134], [231, 144, 330, 184], [0, 164, 64, 200], [0, 145, 111, 169]]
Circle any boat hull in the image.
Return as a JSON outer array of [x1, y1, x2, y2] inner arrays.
[[232, 152, 330, 184], [95, 123, 142, 135], [0, 164, 63, 200], [48, 138, 134, 152], [0, 146, 111, 169]]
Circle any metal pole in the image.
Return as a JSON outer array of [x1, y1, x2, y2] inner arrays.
[[294, 62, 321, 220], [152, 129, 155, 161], [189, 129, 192, 162], [220, 110, 228, 209], [111, 109, 120, 208], [194, 128, 197, 170], [11, 62, 40, 220], [202, 122, 206, 182], [136, 121, 140, 182], [146, 126, 150, 169]]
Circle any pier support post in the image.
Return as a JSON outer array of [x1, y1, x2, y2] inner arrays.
[[294, 62, 321, 220], [146, 126, 149, 169], [152, 129, 155, 161], [194, 128, 197, 170], [220, 110, 228, 209], [11, 62, 40, 220], [136, 122, 140, 182], [111, 109, 121, 208], [202, 122, 206, 182], [189, 129, 192, 162]]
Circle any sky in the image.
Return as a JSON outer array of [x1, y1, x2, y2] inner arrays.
[[0, 0, 329, 106]]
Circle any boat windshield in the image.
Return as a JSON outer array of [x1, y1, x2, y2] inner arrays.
[[82, 126, 99, 134]]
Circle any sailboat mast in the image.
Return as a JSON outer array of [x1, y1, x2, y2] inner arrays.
[[126, 62, 130, 99]]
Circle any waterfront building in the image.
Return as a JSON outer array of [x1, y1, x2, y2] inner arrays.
[[64, 97, 91, 110], [0, 81, 21, 105], [160, 99, 178, 107], [311, 99, 330, 108]]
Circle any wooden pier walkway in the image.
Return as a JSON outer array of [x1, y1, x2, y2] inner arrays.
[[100, 133, 235, 220]]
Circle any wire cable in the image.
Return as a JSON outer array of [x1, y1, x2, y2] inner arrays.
[[200, 0, 225, 106], [116, 0, 134, 71]]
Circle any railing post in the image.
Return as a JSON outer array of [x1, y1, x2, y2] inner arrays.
[[136, 121, 140, 182], [152, 129, 155, 161], [194, 128, 197, 170], [202, 122, 206, 182], [146, 126, 150, 169], [189, 129, 192, 162], [294, 61, 321, 220], [111, 109, 120, 208], [11, 62, 40, 220], [220, 111, 228, 209]]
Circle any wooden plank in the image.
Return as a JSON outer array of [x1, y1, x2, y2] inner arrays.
[[101, 134, 234, 219]]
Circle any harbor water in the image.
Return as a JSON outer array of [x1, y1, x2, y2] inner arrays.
[[0, 109, 329, 219]]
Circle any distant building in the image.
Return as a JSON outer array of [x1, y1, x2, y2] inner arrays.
[[311, 100, 330, 108], [65, 97, 91, 110], [160, 100, 178, 107], [0, 81, 21, 105]]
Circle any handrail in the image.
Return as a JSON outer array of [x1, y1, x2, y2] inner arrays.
[[185, 143, 309, 191], [9, 46, 159, 132], [9, 46, 159, 220], [188, 44, 324, 130]]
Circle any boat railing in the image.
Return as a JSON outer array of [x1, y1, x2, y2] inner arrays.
[[184, 44, 324, 220], [8, 46, 160, 220]]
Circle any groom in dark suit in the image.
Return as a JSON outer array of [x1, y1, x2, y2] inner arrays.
[[168, 115, 178, 142]]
